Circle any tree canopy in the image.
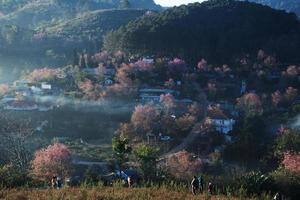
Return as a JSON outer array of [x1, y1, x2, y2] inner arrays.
[[104, 0, 300, 64]]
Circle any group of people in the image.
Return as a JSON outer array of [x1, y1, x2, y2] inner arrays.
[[191, 176, 283, 199], [191, 176, 213, 195], [51, 176, 62, 189]]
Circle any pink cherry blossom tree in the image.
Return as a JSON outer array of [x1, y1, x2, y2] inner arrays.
[[166, 150, 202, 179], [0, 84, 9, 96], [272, 90, 282, 107], [197, 59, 208, 71], [167, 58, 188, 79], [31, 143, 72, 181], [133, 60, 154, 72], [286, 65, 298, 77], [25, 68, 61, 82], [131, 104, 161, 134], [237, 93, 263, 115], [282, 152, 300, 174], [284, 87, 298, 103], [160, 93, 176, 113]]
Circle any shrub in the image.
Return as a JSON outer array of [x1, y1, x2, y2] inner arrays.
[[270, 169, 300, 200], [0, 165, 32, 188], [239, 171, 273, 196]]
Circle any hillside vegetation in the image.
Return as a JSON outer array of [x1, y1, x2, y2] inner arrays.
[[0, 0, 159, 29], [41, 9, 147, 52], [242, 0, 300, 17], [104, 0, 300, 64], [0, 0, 157, 56], [0, 9, 146, 56]]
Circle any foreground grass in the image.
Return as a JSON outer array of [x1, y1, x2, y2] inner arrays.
[[0, 187, 253, 200]]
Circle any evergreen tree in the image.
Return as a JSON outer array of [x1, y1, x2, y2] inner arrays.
[[79, 53, 86, 68], [73, 49, 79, 66], [119, 0, 131, 9], [134, 145, 158, 180], [112, 136, 132, 176]]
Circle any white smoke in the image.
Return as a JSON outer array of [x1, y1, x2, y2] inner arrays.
[[33, 95, 135, 114], [291, 114, 300, 128]]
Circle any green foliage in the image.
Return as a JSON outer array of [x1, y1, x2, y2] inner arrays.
[[243, 0, 300, 17], [119, 0, 131, 9], [225, 115, 269, 163], [104, 0, 300, 64], [112, 136, 132, 170], [134, 145, 159, 180], [239, 171, 273, 195], [0, 9, 145, 56], [0, 0, 30, 14], [0, 165, 32, 188], [274, 129, 300, 158], [270, 169, 300, 200], [83, 167, 100, 185]]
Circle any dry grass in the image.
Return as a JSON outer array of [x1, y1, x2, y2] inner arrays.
[[0, 187, 250, 200]]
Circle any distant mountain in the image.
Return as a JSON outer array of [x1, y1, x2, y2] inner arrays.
[[41, 9, 147, 53], [242, 0, 300, 17], [0, 9, 146, 56], [104, 0, 300, 64], [0, 0, 160, 28], [0, 0, 159, 56]]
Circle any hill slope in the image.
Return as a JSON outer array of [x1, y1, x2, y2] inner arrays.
[[0, 0, 160, 28], [103, 0, 300, 64], [0, 9, 146, 56], [242, 0, 300, 17], [42, 9, 147, 52]]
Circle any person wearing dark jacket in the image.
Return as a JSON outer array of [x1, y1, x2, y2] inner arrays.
[[208, 182, 213, 195], [199, 175, 204, 193], [191, 176, 199, 195]]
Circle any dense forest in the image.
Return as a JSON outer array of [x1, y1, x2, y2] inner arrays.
[[104, 0, 300, 64], [242, 0, 300, 17]]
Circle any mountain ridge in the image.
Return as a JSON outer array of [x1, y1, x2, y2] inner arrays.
[[242, 0, 300, 17], [103, 0, 300, 64]]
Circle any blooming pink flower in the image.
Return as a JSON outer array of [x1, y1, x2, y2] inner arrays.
[[282, 152, 300, 174], [32, 143, 72, 180]]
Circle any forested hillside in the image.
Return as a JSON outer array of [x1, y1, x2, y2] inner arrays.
[[40, 9, 147, 53], [0, 0, 160, 28], [104, 0, 300, 64], [0, 9, 146, 56], [243, 0, 300, 17], [0, 0, 156, 56]]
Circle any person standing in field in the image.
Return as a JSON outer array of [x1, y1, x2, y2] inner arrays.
[[191, 176, 199, 195], [198, 175, 204, 193], [51, 176, 57, 189], [127, 176, 132, 188], [208, 182, 213, 195]]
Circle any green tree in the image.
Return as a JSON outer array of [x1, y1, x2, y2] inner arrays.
[[84, 166, 100, 185], [134, 145, 158, 180], [112, 136, 132, 175], [274, 129, 300, 157], [225, 115, 269, 164], [119, 0, 131, 9]]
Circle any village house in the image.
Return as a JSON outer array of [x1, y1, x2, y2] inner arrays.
[[142, 57, 154, 64], [206, 107, 236, 141], [210, 101, 238, 117], [139, 88, 180, 103], [82, 68, 100, 76], [103, 65, 116, 78]]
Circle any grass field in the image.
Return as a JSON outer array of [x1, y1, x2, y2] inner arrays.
[[0, 187, 262, 200]]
